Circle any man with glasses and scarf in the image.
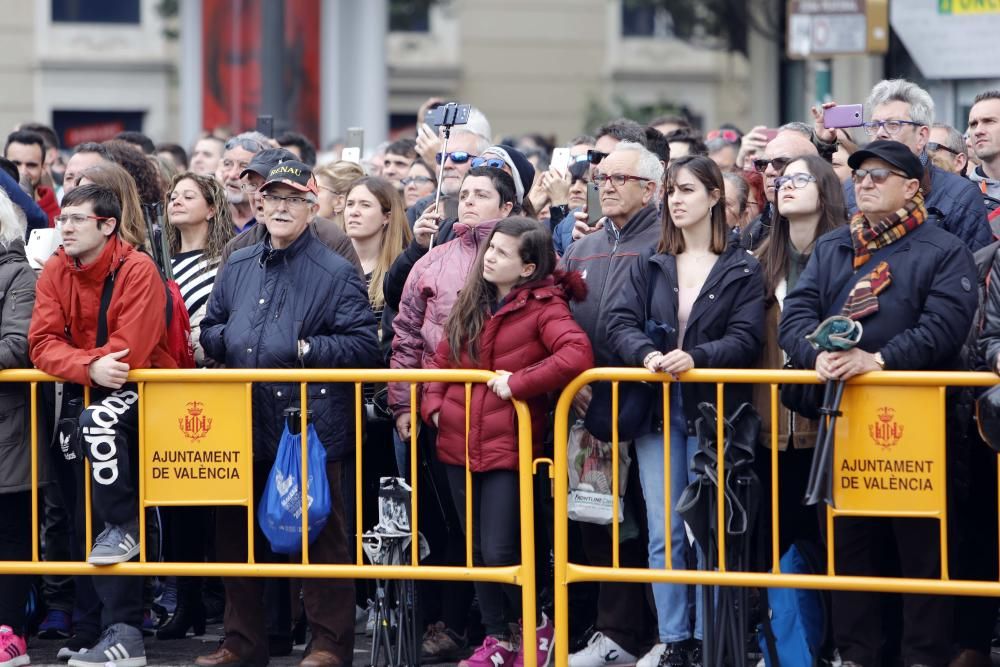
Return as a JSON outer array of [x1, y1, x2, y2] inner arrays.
[[822, 79, 991, 251], [780, 139, 977, 667]]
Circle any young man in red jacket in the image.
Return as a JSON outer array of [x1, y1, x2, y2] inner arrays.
[[28, 184, 177, 667]]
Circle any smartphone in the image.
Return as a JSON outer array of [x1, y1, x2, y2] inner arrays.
[[551, 147, 571, 173], [346, 127, 364, 155], [824, 104, 864, 129], [762, 128, 779, 143], [341, 147, 361, 165], [587, 183, 603, 226], [26, 228, 61, 270], [256, 114, 274, 138]]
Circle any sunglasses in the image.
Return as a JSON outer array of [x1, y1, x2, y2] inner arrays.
[[926, 142, 960, 156], [435, 151, 477, 165], [706, 129, 740, 143], [851, 167, 910, 184], [470, 157, 507, 169], [587, 149, 609, 165], [753, 156, 792, 174]]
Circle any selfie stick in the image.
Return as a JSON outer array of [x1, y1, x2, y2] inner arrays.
[[429, 124, 452, 250]]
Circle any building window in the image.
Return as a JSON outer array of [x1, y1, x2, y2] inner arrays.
[[389, 0, 430, 32], [621, 1, 673, 38], [52, 0, 141, 24]]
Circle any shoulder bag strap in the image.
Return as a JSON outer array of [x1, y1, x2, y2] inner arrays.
[[96, 273, 115, 347]]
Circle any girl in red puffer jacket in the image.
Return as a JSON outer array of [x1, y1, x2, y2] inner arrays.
[[422, 216, 593, 667]]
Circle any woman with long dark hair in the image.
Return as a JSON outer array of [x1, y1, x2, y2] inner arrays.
[[422, 217, 593, 667], [606, 155, 765, 667], [752, 155, 846, 559]]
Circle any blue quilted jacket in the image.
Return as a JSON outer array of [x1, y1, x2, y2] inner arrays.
[[200, 229, 380, 462]]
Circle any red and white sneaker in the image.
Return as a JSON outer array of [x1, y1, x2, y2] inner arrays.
[[514, 613, 554, 667], [0, 626, 29, 667], [459, 635, 516, 667]]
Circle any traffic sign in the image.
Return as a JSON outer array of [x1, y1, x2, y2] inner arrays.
[[787, 0, 889, 58]]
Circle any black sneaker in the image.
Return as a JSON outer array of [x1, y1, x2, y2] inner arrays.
[[686, 640, 702, 667], [656, 642, 687, 667]]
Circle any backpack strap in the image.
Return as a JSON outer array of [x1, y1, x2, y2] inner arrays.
[[96, 272, 115, 347]]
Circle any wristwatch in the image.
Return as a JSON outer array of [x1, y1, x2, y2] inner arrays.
[[873, 351, 886, 370]]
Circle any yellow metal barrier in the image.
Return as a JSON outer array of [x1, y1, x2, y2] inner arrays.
[[552, 367, 1000, 667], [0, 368, 539, 667]]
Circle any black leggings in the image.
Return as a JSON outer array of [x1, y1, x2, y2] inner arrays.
[[444, 466, 522, 638], [0, 491, 32, 632]]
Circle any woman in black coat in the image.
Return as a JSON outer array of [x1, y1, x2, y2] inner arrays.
[[606, 155, 764, 665]]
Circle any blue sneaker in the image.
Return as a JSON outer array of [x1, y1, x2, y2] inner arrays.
[[39, 609, 72, 639]]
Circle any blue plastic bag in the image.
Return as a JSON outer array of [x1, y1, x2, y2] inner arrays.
[[259, 424, 332, 554]]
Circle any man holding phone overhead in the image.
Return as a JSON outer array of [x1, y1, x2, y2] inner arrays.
[[818, 79, 991, 251]]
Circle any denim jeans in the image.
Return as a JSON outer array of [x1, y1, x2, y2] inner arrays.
[[633, 385, 704, 643]]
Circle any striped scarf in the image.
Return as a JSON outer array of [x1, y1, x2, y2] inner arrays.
[[841, 191, 926, 320]]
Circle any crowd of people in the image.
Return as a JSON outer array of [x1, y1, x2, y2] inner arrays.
[[0, 76, 998, 667]]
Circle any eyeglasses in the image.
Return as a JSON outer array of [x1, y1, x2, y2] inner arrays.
[[774, 173, 817, 191], [706, 129, 740, 143], [587, 150, 609, 165], [926, 142, 960, 156], [401, 176, 435, 186], [592, 173, 650, 188], [851, 168, 910, 185], [240, 182, 260, 192], [435, 151, 476, 165], [261, 193, 312, 209], [752, 156, 792, 174], [54, 213, 111, 229], [862, 119, 922, 136], [470, 157, 507, 169]]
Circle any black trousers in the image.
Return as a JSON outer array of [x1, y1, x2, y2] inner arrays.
[[445, 466, 522, 638], [752, 443, 822, 571], [832, 516, 952, 667], [78, 387, 143, 629], [0, 491, 33, 632]]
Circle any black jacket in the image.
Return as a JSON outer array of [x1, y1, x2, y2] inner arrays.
[[779, 219, 977, 373], [606, 242, 766, 436], [843, 161, 992, 252], [200, 229, 380, 462]]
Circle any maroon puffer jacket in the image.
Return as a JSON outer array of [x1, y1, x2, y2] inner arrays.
[[421, 271, 593, 472]]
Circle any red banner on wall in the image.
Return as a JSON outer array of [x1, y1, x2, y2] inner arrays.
[[201, 0, 320, 144]]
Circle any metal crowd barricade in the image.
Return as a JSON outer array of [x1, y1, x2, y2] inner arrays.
[[552, 367, 1000, 667], [1, 368, 540, 667]]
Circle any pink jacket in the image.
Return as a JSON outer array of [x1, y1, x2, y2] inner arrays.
[[389, 219, 500, 415]]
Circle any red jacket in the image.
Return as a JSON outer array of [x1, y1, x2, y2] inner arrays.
[[29, 235, 177, 386], [36, 186, 60, 226], [421, 271, 593, 472]]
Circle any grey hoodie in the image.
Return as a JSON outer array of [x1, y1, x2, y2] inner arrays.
[[559, 206, 660, 365], [969, 165, 1000, 199]]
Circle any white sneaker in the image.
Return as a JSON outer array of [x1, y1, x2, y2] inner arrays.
[[569, 632, 637, 666], [636, 643, 665, 667]]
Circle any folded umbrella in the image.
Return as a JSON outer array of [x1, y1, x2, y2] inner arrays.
[[802, 316, 864, 506]]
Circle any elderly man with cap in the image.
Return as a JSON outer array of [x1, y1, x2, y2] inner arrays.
[[779, 140, 977, 667], [220, 148, 361, 274], [197, 161, 380, 667]]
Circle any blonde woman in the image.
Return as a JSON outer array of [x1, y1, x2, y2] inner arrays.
[[314, 160, 365, 226]]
